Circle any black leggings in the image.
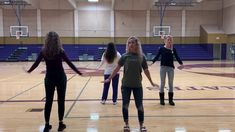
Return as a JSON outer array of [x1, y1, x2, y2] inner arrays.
[[44, 74, 67, 123], [121, 86, 144, 123]]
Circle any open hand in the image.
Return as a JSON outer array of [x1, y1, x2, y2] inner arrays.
[[101, 78, 110, 83], [178, 65, 184, 70], [151, 83, 159, 88], [79, 71, 89, 77]]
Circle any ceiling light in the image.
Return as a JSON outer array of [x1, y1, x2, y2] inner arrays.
[[4, 1, 11, 5], [88, 0, 98, 2], [170, 2, 176, 6]]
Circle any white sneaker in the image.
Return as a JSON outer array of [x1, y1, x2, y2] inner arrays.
[[100, 100, 105, 104]]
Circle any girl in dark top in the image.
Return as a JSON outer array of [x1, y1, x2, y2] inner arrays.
[[102, 36, 156, 132], [26, 31, 82, 132], [150, 35, 184, 106]]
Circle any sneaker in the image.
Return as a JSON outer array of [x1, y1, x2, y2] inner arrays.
[[140, 126, 147, 132], [124, 125, 130, 132], [58, 122, 66, 131], [100, 100, 105, 105], [113, 102, 117, 105], [43, 124, 52, 132]]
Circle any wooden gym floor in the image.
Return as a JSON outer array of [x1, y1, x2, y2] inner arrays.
[[0, 61, 235, 132]]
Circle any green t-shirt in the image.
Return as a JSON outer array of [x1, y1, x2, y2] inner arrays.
[[118, 53, 148, 88]]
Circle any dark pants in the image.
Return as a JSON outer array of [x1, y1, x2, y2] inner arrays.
[[121, 86, 144, 123], [44, 73, 67, 123], [102, 74, 119, 102]]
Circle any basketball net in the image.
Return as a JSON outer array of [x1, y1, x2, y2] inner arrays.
[[160, 32, 165, 39], [16, 32, 20, 40], [16, 35, 20, 39]]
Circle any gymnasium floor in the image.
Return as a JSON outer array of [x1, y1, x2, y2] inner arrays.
[[0, 61, 235, 132]]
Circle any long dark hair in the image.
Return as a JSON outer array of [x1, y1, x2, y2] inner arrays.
[[104, 42, 117, 64], [42, 31, 63, 59]]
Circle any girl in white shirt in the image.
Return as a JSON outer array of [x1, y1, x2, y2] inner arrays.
[[97, 42, 121, 105]]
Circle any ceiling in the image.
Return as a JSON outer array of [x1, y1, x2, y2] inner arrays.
[[154, 0, 202, 6], [0, 0, 30, 5], [0, 0, 233, 10]]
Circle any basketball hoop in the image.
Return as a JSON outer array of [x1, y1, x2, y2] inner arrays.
[[10, 26, 28, 38], [159, 31, 165, 39], [16, 31, 21, 39], [153, 26, 170, 37], [16, 36, 20, 39]]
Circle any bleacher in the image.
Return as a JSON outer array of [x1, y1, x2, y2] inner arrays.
[[0, 45, 19, 61], [141, 44, 213, 61], [173, 44, 213, 60], [0, 44, 214, 61]]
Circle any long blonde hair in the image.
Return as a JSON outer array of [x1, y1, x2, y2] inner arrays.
[[126, 36, 144, 61], [164, 35, 173, 50], [42, 31, 63, 59]]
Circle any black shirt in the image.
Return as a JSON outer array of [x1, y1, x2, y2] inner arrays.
[[28, 50, 81, 76], [152, 47, 183, 68]]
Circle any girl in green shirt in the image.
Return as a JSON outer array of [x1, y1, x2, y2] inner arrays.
[[102, 36, 157, 132]]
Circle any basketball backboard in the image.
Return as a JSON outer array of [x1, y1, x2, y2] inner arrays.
[[10, 26, 28, 37], [153, 26, 171, 37]]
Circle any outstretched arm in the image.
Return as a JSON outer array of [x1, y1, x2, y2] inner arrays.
[[102, 64, 121, 83], [142, 56, 157, 86], [27, 52, 43, 73], [173, 48, 183, 65], [173, 48, 184, 70], [151, 48, 161, 65], [62, 51, 82, 75]]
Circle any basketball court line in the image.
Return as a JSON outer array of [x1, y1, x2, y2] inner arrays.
[[0, 62, 234, 131], [4, 97, 230, 103], [65, 76, 92, 118], [66, 98, 235, 101], [40, 74, 77, 100], [67, 114, 235, 119], [1, 97, 235, 103], [0, 74, 77, 104], [181, 70, 235, 78], [4, 81, 43, 102], [179, 62, 235, 74]]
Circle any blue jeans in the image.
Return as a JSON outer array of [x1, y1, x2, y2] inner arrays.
[[160, 66, 174, 93], [101, 74, 119, 102]]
